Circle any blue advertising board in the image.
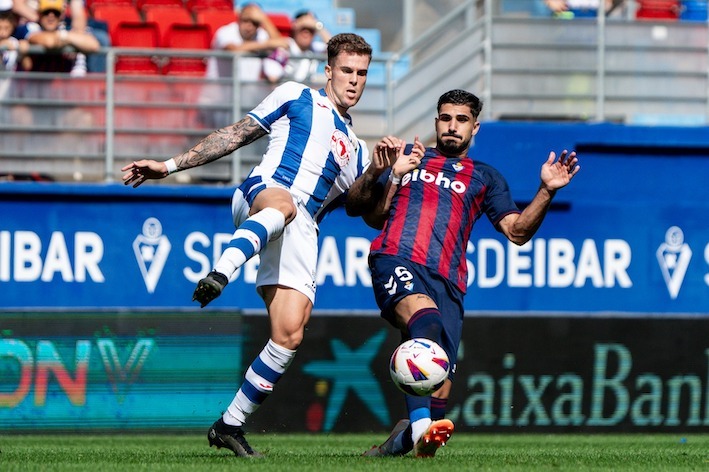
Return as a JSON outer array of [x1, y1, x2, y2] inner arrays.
[[0, 123, 707, 315]]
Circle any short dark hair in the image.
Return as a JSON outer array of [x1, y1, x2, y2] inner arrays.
[[293, 9, 312, 19], [327, 33, 372, 66], [0, 10, 18, 24], [437, 89, 483, 118]]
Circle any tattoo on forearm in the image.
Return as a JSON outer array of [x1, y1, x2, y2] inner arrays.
[[174, 117, 266, 170], [347, 171, 382, 215]]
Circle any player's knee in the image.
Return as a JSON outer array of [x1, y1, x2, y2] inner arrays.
[[252, 189, 297, 223], [272, 330, 303, 350], [273, 318, 308, 349], [276, 200, 297, 224]]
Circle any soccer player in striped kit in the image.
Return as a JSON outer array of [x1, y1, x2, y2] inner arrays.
[[122, 33, 382, 457], [351, 89, 580, 457]]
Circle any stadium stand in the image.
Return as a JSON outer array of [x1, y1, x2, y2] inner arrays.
[[7, 0, 708, 184]]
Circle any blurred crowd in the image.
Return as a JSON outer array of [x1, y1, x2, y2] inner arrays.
[[1, 1, 335, 82], [2, 1, 703, 80]]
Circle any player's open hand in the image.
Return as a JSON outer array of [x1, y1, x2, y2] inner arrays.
[[392, 135, 424, 179], [121, 159, 169, 188], [372, 135, 403, 172], [540, 150, 579, 191]]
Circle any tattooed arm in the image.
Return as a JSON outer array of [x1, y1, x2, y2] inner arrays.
[[121, 116, 267, 188]]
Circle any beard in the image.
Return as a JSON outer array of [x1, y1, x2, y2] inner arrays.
[[436, 135, 470, 156]]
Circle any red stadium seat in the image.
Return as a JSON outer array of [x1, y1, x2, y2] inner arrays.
[[86, 0, 133, 13], [636, 0, 680, 20], [113, 21, 161, 75], [135, 0, 184, 12], [267, 12, 292, 37], [162, 23, 211, 76], [91, 5, 141, 41], [143, 5, 194, 38], [195, 9, 237, 37], [186, 0, 233, 13]]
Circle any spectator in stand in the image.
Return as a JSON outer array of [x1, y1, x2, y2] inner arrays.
[[1, 0, 39, 24], [199, 2, 289, 128], [17, 0, 108, 72], [1, 9, 25, 126], [63, 0, 110, 73], [1, 10, 28, 70], [1, 10, 29, 107], [206, 2, 288, 82], [21, 0, 99, 76], [10, 0, 99, 131], [262, 10, 332, 84]]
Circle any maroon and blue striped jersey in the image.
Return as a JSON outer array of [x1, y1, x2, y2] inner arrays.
[[370, 147, 520, 293]]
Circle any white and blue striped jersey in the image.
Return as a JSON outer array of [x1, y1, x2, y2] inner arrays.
[[239, 81, 370, 223]]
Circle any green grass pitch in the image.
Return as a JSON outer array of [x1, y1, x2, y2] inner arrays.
[[2, 433, 708, 471]]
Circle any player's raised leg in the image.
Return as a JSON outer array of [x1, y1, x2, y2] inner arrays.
[[193, 188, 294, 307]]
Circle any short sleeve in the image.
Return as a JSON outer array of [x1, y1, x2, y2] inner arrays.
[[477, 161, 520, 225]]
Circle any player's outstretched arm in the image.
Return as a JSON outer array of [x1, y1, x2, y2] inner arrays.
[[498, 150, 579, 245], [121, 116, 266, 188]]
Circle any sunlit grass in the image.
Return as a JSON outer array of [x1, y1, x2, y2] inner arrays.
[[1, 433, 708, 471]]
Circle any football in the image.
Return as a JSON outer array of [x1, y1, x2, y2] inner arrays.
[[389, 338, 450, 396]]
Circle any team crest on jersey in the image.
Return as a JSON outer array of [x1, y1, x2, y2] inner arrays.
[[452, 162, 464, 172], [330, 130, 353, 167]]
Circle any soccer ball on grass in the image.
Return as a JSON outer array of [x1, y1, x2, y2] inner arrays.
[[389, 338, 450, 396]]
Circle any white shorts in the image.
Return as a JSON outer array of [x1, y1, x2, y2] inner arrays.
[[231, 188, 318, 304]]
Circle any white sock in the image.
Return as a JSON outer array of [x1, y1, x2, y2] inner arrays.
[[223, 339, 296, 427], [214, 207, 285, 278], [411, 418, 432, 444]]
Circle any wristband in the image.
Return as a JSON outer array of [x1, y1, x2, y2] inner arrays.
[[164, 158, 178, 174], [389, 173, 401, 185], [58, 29, 68, 41]]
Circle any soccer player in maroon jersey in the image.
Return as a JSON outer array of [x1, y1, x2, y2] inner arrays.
[[348, 89, 580, 457]]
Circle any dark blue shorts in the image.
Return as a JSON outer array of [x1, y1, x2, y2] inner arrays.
[[369, 254, 464, 380]]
